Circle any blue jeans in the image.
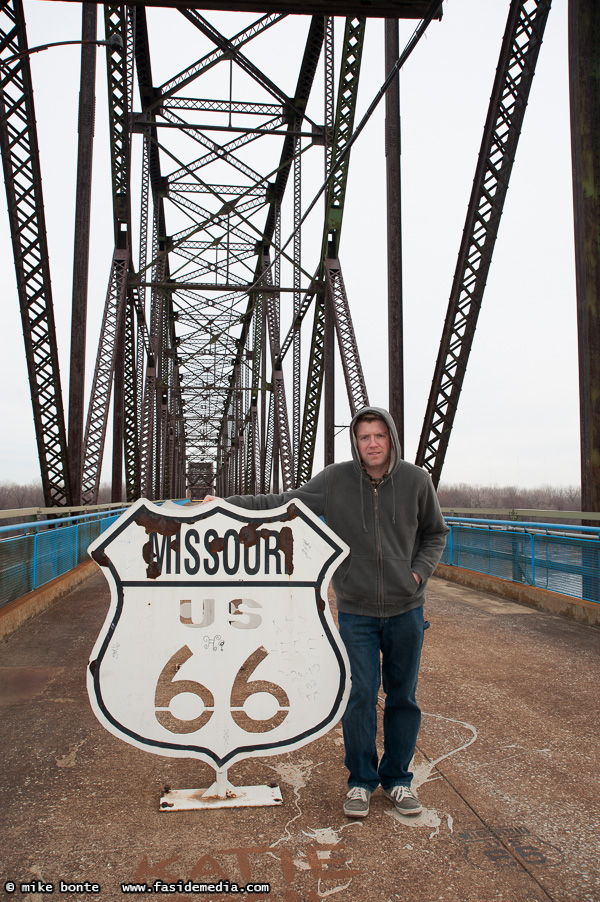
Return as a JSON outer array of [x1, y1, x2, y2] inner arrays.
[[338, 607, 425, 792]]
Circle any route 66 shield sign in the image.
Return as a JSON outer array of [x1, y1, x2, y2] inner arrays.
[[87, 498, 350, 771]]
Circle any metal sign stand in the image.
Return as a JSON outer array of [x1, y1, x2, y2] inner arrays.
[[87, 498, 350, 813], [159, 767, 282, 811]]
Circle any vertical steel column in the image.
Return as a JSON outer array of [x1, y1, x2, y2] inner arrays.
[[104, 4, 130, 248], [321, 14, 335, 470], [260, 299, 268, 492], [68, 3, 97, 504], [385, 18, 404, 449], [104, 5, 131, 499], [111, 287, 126, 502], [250, 288, 263, 494], [0, 0, 71, 506], [263, 248, 294, 491], [140, 354, 156, 498], [123, 294, 140, 502], [293, 117, 302, 472], [569, 0, 600, 512], [324, 282, 335, 465], [81, 250, 129, 504]]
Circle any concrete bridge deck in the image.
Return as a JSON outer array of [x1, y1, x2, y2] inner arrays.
[[1, 570, 598, 902]]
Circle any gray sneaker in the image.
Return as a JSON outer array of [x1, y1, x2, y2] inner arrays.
[[343, 786, 371, 818], [383, 785, 422, 815]]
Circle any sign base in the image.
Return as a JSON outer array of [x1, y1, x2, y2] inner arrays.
[[159, 783, 283, 811], [159, 770, 282, 810]]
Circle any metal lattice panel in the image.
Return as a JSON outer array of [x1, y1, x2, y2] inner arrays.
[[81, 250, 129, 504], [416, 0, 552, 487], [326, 258, 369, 416], [0, 0, 70, 506]]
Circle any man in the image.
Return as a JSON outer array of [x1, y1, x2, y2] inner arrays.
[[202, 406, 448, 818]]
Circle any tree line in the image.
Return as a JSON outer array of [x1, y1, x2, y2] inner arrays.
[[0, 480, 582, 513], [0, 481, 114, 511], [436, 482, 581, 511]]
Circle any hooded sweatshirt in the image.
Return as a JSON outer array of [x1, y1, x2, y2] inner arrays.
[[225, 406, 449, 618]]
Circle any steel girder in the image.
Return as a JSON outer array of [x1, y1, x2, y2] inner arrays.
[[296, 15, 366, 485], [569, 0, 600, 513], [5, 6, 373, 502], [325, 258, 369, 417], [175, 12, 326, 494], [81, 249, 129, 504], [115, 8, 369, 498], [262, 248, 294, 489], [0, 0, 71, 506], [415, 0, 552, 487], [68, 3, 97, 504]]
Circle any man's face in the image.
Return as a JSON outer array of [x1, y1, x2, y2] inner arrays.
[[355, 418, 391, 477]]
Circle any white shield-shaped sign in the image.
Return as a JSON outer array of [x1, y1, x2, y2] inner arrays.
[[87, 498, 350, 772]]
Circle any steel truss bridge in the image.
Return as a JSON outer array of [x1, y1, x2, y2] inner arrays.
[[0, 0, 598, 508]]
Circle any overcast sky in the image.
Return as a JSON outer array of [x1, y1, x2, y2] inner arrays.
[[0, 0, 579, 490]]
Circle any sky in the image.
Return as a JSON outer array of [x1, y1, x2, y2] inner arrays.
[[0, 0, 580, 490]]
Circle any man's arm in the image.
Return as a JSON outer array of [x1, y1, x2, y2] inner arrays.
[[411, 475, 449, 584], [200, 468, 329, 519]]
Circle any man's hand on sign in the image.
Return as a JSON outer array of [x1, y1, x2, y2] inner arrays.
[[201, 495, 216, 505]]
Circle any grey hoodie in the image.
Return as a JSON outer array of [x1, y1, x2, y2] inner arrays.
[[226, 406, 449, 618]]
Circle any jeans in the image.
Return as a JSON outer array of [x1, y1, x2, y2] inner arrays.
[[338, 607, 425, 792]]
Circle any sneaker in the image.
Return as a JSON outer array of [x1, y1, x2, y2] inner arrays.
[[343, 786, 371, 818], [383, 785, 422, 815]]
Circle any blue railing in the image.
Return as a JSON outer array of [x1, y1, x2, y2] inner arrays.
[[0, 508, 126, 608], [2, 509, 599, 609], [442, 517, 600, 604]]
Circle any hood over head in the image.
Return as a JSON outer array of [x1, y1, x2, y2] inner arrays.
[[350, 406, 402, 478]]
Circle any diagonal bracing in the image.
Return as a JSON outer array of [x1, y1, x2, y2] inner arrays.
[[0, 0, 70, 506], [416, 0, 552, 486]]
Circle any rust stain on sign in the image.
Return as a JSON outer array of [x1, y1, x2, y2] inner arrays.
[[90, 548, 111, 568], [278, 526, 294, 575], [136, 509, 182, 580], [208, 536, 225, 554], [145, 558, 161, 580], [283, 502, 298, 521], [135, 502, 298, 579], [136, 509, 182, 537], [239, 523, 259, 547]]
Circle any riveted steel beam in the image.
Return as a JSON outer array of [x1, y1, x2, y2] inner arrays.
[[570, 0, 600, 513], [262, 249, 294, 490], [326, 258, 369, 416], [297, 16, 366, 486], [68, 3, 98, 505], [81, 250, 129, 505], [416, 0, 551, 487], [0, 0, 71, 506], [123, 292, 141, 502], [104, 4, 131, 247]]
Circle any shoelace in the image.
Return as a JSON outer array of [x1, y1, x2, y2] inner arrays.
[[390, 786, 414, 801], [347, 787, 368, 800]]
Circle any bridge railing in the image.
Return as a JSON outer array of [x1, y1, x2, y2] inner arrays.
[[2, 507, 599, 609], [0, 507, 127, 607], [442, 517, 600, 604]]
